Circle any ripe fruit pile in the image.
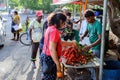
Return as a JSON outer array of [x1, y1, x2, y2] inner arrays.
[[62, 45, 94, 66]]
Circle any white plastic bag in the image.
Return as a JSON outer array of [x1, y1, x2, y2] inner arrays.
[[13, 23, 22, 31]]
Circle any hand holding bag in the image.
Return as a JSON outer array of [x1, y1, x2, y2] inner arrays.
[[13, 23, 22, 31]]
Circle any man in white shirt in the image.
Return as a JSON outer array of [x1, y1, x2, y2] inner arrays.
[[79, 19, 87, 36], [29, 11, 43, 68], [79, 19, 90, 45]]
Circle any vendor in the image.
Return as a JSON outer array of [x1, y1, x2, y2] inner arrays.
[[80, 10, 102, 58], [61, 12, 80, 42], [61, 12, 74, 41]]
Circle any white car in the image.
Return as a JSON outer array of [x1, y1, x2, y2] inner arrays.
[[0, 18, 6, 48]]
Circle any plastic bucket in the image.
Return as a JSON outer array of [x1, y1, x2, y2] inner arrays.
[[103, 60, 120, 80]]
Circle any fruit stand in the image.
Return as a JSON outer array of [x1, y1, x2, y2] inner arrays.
[[52, 0, 108, 79], [61, 43, 101, 80], [62, 56, 100, 69]]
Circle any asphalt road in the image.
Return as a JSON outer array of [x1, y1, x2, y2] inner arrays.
[[0, 13, 42, 80]]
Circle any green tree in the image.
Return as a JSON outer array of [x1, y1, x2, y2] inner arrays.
[[19, 0, 42, 10], [18, 0, 54, 13], [42, 0, 53, 13], [9, 0, 19, 8]]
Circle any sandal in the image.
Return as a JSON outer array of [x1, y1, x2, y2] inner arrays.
[[14, 39, 19, 41], [32, 62, 36, 69], [11, 38, 15, 40]]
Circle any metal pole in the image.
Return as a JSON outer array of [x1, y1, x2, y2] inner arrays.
[[99, 0, 108, 80]]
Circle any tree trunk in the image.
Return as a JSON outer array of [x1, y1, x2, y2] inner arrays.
[[108, 0, 120, 39], [108, 0, 120, 53]]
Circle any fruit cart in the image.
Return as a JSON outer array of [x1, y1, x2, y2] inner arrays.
[[53, 0, 108, 79], [61, 44, 101, 80]]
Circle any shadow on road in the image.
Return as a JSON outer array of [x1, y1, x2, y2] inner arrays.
[[36, 65, 42, 80], [0, 41, 18, 61], [26, 68, 35, 80]]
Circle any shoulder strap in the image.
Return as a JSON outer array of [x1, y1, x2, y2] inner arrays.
[[45, 32, 50, 53], [44, 32, 50, 59]]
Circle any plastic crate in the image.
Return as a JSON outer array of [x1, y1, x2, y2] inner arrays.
[[103, 60, 120, 80]]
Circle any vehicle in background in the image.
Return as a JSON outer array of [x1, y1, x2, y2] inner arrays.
[[0, 17, 7, 48]]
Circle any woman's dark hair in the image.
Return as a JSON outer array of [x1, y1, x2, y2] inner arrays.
[[85, 10, 95, 18], [14, 11, 18, 15], [48, 12, 66, 29]]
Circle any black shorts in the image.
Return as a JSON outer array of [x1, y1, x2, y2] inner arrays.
[[11, 27, 16, 33]]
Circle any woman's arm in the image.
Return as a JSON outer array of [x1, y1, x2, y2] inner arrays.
[[50, 41, 61, 72]]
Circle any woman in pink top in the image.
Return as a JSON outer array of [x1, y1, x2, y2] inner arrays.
[[39, 12, 69, 80]]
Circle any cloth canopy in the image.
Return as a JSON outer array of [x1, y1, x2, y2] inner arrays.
[[52, 0, 103, 5], [52, 0, 80, 5]]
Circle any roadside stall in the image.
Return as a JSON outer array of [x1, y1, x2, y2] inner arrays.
[[52, 0, 107, 80], [61, 44, 101, 80]]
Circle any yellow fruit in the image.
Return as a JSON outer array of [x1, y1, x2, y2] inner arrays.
[[88, 50, 93, 54]]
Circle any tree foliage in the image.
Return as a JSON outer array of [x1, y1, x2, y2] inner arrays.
[[15, 0, 53, 12], [42, 0, 53, 13], [9, 0, 19, 8], [19, 0, 42, 10]]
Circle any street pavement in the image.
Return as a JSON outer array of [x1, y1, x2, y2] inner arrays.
[[0, 13, 42, 80]]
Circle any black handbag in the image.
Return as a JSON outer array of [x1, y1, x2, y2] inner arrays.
[[11, 27, 16, 33], [42, 32, 55, 74], [42, 54, 55, 74]]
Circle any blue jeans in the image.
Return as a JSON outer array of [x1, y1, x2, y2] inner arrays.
[[90, 49, 100, 80], [26, 28, 30, 40], [92, 50, 100, 58]]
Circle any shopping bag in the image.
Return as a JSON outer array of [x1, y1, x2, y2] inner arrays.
[[42, 54, 55, 74], [13, 25, 19, 31], [12, 23, 22, 31]]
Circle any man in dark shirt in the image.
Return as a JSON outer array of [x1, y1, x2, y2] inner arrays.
[[39, 20, 48, 54], [62, 12, 74, 41]]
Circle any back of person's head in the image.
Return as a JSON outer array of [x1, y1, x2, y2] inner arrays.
[[85, 10, 95, 18], [26, 16, 29, 21], [14, 11, 18, 15], [47, 12, 66, 29], [62, 8, 69, 15], [66, 12, 71, 17]]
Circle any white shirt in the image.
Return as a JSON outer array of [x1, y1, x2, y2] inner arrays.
[[79, 20, 87, 36], [29, 19, 42, 42], [79, 20, 90, 45]]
